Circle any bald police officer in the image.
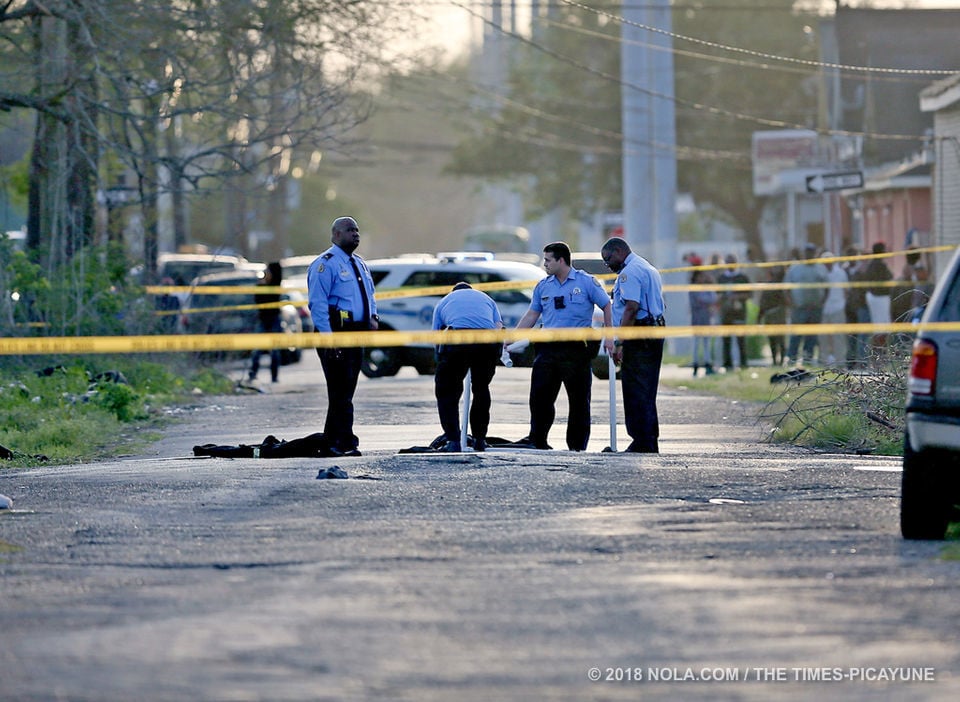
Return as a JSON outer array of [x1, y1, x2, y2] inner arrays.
[[510, 241, 614, 451], [307, 216, 378, 457], [601, 236, 665, 453], [432, 282, 503, 453]]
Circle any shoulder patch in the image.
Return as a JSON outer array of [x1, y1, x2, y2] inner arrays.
[[316, 263, 325, 274]]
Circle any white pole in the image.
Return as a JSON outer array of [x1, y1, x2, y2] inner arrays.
[[608, 355, 618, 452], [461, 369, 471, 451]]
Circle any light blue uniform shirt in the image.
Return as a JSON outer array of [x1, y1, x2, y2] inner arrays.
[[529, 268, 610, 328], [307, 245, 378, 333], [432, 288, 502, 330], [612, 252, 665, 325]]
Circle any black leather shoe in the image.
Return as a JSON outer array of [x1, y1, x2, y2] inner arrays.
[[329, 446, 362, 457], [439, 440, 461, 452], [516, 436, 551, 450], [625, 442, 658, 454], [473, 438, 486, 452]]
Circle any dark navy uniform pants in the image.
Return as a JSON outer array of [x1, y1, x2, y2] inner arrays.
[[434, 342, 499, 443], [529, 342, 596, 451], [621, 337, 664, 453], [318, 346, 363, 451]]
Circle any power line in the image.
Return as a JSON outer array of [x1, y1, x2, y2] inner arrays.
[[376, 65, 754, 165], [560, 0, 960, 76], [450, 0, 928, 142], [540, 13, 938, 87]]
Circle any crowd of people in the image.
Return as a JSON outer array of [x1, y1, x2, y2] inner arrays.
[[684, 240, 933, 375]]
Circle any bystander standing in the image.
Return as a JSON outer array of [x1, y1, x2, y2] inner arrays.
[[758, 265, 787, 366], [717, 254, 751, 371], [784, 243, 828, 367], [819, 252, 848, 366]]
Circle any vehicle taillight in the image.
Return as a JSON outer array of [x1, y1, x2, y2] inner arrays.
[[908, 338, 937, 396]]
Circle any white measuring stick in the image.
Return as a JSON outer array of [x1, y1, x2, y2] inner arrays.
[[461, 369, 471, 451], [608, 354, 618, 452]]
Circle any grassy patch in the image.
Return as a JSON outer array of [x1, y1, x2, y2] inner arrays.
[[663, 366, 787, 404], [663, 361, 906, 456], [0, 355, 233, 467]]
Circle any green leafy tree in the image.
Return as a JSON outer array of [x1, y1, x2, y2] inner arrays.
[[673, 1, 818, 255], [447, 0, 818, 255], [448, 1, 622, 223]]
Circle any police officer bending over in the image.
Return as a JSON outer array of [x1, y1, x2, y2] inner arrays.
[[508, 241, 614, 451], [432, 282, 504, 453], [601, 236, 665, 453], [307, 216, 378, 457]]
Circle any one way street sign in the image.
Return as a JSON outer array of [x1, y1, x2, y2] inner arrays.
[[805, 171, 864, 193]]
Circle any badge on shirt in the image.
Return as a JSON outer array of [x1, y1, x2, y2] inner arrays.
[[619, 274, 628, 283], [316, 263, 325, 273], [339, 268, 352, 281], [573, 287, 582, 295]]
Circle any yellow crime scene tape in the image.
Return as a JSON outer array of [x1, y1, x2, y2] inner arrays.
[[146, 243, 954, 301], [6, 244, 954, 355], [3, 321, 959, 357]]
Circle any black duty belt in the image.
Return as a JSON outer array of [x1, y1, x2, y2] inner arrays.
[[635, 315, 666, 327]]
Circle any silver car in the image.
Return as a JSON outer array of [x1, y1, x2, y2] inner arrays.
[[903, 246, 960, 539]]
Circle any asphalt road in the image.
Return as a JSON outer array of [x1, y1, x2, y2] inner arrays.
[[1, 355, 957, 701]]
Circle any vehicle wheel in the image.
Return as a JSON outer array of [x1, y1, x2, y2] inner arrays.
[[901, 432, 951, 540], [280, 348, 301, 365], [361, 346, 401, 378], [415, 358, 437, 375]]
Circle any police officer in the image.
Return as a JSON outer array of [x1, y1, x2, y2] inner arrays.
[[601, 236, 665, 453], [509, 241, 614, 451], [307, 216, 378, 457], [432, 282, 503, 453]]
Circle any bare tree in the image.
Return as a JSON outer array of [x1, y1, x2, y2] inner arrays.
[[1, 0, 401, 279]]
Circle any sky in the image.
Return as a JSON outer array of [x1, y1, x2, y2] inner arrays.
[[418, 0, 960, 62]]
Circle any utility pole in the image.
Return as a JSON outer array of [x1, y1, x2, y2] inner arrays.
[[621, 0, 684, 351], [620, 0, 677, 267]]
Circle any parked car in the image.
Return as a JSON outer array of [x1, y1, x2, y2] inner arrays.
[[130, 253, 252, 287], [361, 253, 546, 378], [572, 251, 612, 277], [277, 256, 314, 332], [902, 245, 960, 539], [179, 269, 303, 365], [279, 254, 318, 282]]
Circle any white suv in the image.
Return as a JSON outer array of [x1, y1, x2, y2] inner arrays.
[[363, 253, 546, 377]]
